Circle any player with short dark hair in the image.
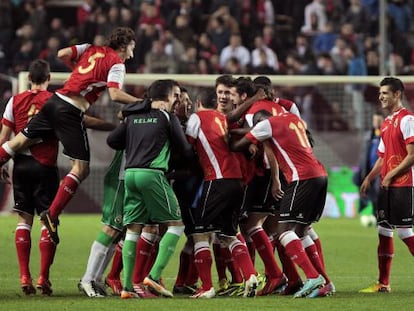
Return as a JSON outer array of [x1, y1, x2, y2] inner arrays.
[[0, 59, 58, 296], [107, 79, 194, 299], [0, 59, 115, 297], [359, 77, 414, 293], [231, 109, 334, 298], [185, 87, 258, 299], [0, 27, 140, 245]]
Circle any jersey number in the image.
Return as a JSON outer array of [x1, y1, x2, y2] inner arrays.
[[289, 121, 311, 148], [27, 104, 39, 122], [214, 117, 228, 143], [78, 52, 105, 74]]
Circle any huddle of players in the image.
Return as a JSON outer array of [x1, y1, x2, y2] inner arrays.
[[93, 74, 334, 299]]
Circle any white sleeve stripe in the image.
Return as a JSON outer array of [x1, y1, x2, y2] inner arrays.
[[400, 115, 414, 141], [271, 137, 299, 181], [198, 129, 223, 179], [75, 44, 91, 60], [185, 114, 200, 139], [250, 119, 272, 141], [108, 64, 125, 88], [3, 96, 14, 123]]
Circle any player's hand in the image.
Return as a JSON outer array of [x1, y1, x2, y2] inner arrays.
[[359, 177, 370, 197], [0, 166, 10, 184], [254, 88, 266, 100], [381, 173, 393, 189], [248, 144, 259, 158], [271, 180, 284, 200]]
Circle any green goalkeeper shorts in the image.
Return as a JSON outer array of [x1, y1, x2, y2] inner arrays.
[[123, 168, 181, 226], [100, 150, 125, 231]]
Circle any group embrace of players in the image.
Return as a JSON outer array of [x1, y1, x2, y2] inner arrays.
[[0, 27, 334, 299], [77, 74, 334, 300]]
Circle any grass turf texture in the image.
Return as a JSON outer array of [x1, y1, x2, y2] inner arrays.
[[0, 214, 413, 310]]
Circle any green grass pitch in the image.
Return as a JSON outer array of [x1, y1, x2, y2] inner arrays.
[[0, 214, 413, 310]]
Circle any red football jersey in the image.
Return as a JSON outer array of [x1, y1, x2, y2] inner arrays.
[[246, 112, 327, 183], [378, 108, 414, 187], [186, 110, 242, 181], [275, 97, 300, 117], [2, 90, 58, 167], [57, 44, 125, 105], [245, 99, 286, 127]]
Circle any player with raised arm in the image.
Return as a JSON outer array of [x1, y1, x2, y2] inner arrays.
[[231, 109, 334, 298], [0, 27, 140, 245], [186, 88, 258, 299], [230, 78, 288, 296], [0, 59, 116, 296], [107, 79, 194, 299]]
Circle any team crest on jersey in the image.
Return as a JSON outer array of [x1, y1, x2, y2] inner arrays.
[[394, 119, 398, 128], [115, 215, 123, 224]]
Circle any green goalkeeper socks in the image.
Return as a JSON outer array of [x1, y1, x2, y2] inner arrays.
[[149, 231, 181, 281]]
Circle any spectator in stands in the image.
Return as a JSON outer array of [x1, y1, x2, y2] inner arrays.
[[177, 46, 198, 74], [95, 10, 114, 38], [251, 50, 278, 75], [338, 22, 358, 46], [162, 29, 186, 63], [137, 2, 166, 33], [144, 40, 175, 73], [93, 34, 105, 47], [389, 53, 414, 76], [345, 44, 367, 77], [316, 53, 339, 75], [135, 23, 160, 71], [119, 7, 135, 29], [342, 0, 370, 35], [25, 0, 48, 45], [206, 5, 238, 53], [9, 23, 36, 65], [292, 33, 314, 66], [107, 6, 121, 33], [312, 22, 337, 55], [251, 35, 279, 74], [223, 56, 244, 75], [38, 36, 69, 72], [77, 0, 95, 27], [330, 36, 349, 75], [387, 0, 412, 34], [12, 39, 37, 75], [301, 0, 327, 35], [197, 58, 214, 74], [365, 49, 380, 76], [171, 13, 196, 49], [0, 0, 14, 63], [49, 17, 69, 47], [220, 33, 250, 72], [197, 32, 218, 63]]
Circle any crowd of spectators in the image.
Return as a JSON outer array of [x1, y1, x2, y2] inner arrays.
[[0, 0, 414, 116], [0, 0, 413, 78]]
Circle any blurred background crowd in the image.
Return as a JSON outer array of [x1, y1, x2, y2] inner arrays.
[[0, 0, 413, 78]]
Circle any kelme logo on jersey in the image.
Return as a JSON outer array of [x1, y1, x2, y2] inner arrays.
[[133, 117, 158, 124]]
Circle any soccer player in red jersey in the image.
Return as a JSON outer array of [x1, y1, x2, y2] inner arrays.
[[211, 75, 246, 294], [0, 59, 115, 296], [0, 27, 140, 244], [359, 77, 414, 294], [0, 59, 58, 296], [185, 88, 258, 298], [230, 77, 288, 296], [231, 109, 334, 298]]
